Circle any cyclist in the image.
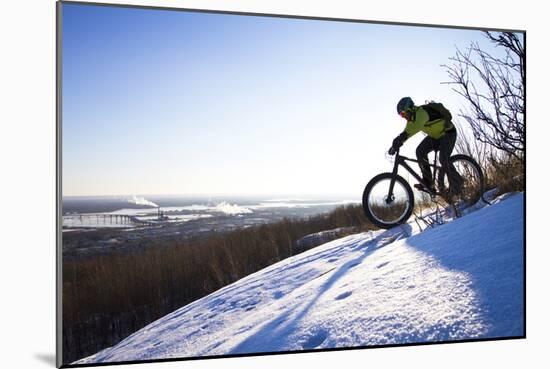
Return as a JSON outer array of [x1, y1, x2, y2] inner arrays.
[[389, 97, 463, 195]]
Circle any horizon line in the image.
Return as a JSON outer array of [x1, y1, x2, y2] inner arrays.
[[62, 192, 360, 199]]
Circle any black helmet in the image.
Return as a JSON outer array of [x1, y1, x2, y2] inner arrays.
[[397, 97, 415, 115]]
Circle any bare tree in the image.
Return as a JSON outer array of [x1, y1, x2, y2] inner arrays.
[[454, 123, 489, 168], [443, 32, 525, 160]]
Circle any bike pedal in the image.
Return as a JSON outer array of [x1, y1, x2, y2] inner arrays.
[[415, 186, 436, 197]]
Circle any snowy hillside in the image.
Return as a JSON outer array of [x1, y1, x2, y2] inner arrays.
[[77, 192, 524, 364]]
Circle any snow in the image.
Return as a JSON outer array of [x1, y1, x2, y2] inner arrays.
[[76, 192, 524, 364]]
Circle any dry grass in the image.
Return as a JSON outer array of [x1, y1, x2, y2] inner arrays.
[[484, 152, 525, 195], [455, 127, 524, 196], [62, 204, 375, 364]]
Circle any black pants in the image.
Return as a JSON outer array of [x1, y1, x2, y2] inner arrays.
[[416, 128, 461, 188]]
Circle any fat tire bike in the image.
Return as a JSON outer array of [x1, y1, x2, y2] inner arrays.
[[362, 148, 484, 229]]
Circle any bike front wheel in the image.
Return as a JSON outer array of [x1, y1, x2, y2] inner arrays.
[[362, 173, 414, 229]]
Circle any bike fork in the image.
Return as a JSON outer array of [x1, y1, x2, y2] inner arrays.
[[386, 180, 396, 204], [386, 157, 400, 204]]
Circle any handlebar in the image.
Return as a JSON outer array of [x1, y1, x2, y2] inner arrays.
[[388, 146, 400, 156]]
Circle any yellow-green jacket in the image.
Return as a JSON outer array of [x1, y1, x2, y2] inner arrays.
[[403, 106, 455, 140]]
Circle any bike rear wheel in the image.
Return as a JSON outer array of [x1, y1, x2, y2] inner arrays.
[[437, 154, 484, 208], [362, 173, 414, 229]]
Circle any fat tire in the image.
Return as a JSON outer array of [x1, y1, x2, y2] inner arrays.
[[362, 172, 415, 229], [437, 154, 484, 205]]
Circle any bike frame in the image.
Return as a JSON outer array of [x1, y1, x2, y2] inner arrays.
[[387, 148, 441, 199]]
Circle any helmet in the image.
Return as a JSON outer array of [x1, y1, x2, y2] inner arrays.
[[396, 97, 415, 115]]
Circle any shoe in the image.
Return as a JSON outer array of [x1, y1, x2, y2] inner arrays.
[[414, 182, 435, 194], [448, 177, 465, 197]]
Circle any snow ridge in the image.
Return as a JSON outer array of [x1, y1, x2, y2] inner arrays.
[[77, 192, 524, 364]]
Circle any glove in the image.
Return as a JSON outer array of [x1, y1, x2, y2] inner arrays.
[[389, 132, 408, 155]]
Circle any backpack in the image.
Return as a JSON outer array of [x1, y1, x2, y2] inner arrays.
[[421, 101, 452, 123]]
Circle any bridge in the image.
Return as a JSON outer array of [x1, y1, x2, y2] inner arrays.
[[70, 214, 159, 226]]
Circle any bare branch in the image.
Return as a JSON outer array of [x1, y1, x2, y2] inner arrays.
[[442, 31, 524, 159]]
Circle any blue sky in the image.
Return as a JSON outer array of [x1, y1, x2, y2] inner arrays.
[[62, 3, 513, 197]]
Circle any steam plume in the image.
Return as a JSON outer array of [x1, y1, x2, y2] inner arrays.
[[127, 195, 159, 208]]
